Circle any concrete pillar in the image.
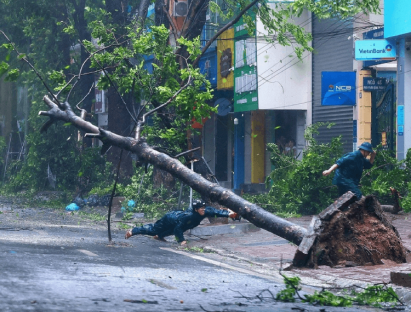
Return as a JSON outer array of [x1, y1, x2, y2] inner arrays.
[[251, 110, 265, 183], [233, 112, 245, 190], [397, 38, 411, 160]]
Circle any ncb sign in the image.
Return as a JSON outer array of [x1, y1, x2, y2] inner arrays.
[[355, 39, 396, 61], [321, 72, 356, 106]]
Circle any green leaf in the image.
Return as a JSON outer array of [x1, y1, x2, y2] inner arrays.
[[201, 288, 207, 292], [5, 68, 19, 81], [0, 61, 10, 77]]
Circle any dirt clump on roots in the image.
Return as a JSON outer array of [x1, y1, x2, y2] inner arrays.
[[310, 196, 407, 268]]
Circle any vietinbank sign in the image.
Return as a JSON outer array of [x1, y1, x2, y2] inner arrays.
[[355, 39, 396, 61]]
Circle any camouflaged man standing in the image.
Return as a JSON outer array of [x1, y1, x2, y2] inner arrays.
[[323, 142, 376, 200]]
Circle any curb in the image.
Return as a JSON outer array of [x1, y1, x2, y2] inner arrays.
[[189, 222, 260, 236]]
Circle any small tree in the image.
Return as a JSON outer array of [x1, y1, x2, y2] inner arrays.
[[265, 123, 343, 215]]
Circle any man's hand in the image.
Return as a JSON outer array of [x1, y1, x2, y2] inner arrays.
[[227, 209, 239, 219], [370, 151, 377, 164], [322, 169, 331, 176], [180, 241, 187, 246], [323, 164, 338, 176]]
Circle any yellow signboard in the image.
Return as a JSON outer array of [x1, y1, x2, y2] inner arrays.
[[381, 131, 387, 146], [217, 28, 234, 90]]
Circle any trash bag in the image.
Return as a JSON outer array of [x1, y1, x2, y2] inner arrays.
[[121, 199, 136, 213], [73, 196, 85, 207], [87, 194, 99, 207], [65, 203, 80, 211], [127, 200, 135, 209], [99, 195, 111, 207]]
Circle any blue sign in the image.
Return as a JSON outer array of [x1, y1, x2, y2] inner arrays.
[[385, 0, 411, 39], [199, 50, 217, 88], [363, 28, 393, 68], [398, 105, 404, 125], [355, 39, 396, 61], [363, 77, 387, 91], [321, 72, 356, 106]]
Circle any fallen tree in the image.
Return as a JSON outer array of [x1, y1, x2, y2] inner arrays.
[[39, 94, 307, 245]]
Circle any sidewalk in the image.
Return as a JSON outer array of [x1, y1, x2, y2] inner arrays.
[[183, 213, 411, 304]]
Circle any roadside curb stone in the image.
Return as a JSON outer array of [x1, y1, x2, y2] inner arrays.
[[391, 271, 411, 287], [189, 221, 260, 236]]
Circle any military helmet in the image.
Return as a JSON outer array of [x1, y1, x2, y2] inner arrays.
[[192, 199, 206, 210]]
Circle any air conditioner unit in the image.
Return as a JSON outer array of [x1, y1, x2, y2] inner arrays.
[[174, 0, 188, 17]]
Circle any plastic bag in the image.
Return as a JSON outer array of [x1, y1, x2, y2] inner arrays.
[[65, 203, 80, 211]]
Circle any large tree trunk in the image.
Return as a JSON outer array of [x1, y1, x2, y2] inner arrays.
[[40, 95, 307, 245]]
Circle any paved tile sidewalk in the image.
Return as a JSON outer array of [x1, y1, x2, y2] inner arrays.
[[186, 213, 411, 304]]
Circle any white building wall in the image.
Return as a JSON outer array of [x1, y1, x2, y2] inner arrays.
[[256, 7, 312, 111]]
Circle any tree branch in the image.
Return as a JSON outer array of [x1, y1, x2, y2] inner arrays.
[[192, 0, 260, 68]]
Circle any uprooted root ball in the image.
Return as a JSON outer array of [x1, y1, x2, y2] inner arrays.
[[310, 196, 407, 267]]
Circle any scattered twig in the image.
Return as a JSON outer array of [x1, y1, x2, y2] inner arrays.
[[123, 299, 158, 304], [76, 82, 95, 111]]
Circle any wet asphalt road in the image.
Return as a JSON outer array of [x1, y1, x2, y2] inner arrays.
[[0, 206, 380, 311]]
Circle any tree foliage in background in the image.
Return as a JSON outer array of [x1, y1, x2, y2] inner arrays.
[[362, 147, 411, 211], [262, 123, 342, 215]]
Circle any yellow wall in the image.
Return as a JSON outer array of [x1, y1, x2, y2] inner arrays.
[[357, 70, 372, 145], [217, 28, 234, 90], [251, 111, 265, 183]]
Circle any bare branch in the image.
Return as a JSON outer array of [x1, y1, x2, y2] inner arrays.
[[76, 81, 95, 111], [79, 40, 138, 124], [142, 76, 193, 123], [163, 6, 179, 42], [174, 147, 201, 158]]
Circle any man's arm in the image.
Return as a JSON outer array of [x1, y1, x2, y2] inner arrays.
[[323, 164, 338, 176], [369, 151, 377, 164], [364, 151, 377, 169], [173, 215, 192, 245], [204, 207, 229, 218], [204, 207, 238, 219]]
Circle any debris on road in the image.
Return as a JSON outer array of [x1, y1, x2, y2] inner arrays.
[[123, 299, 159, 304]]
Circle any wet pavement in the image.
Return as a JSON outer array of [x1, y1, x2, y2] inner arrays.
[[188, 214, 411, 308], [0, 198, 407, 311]]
